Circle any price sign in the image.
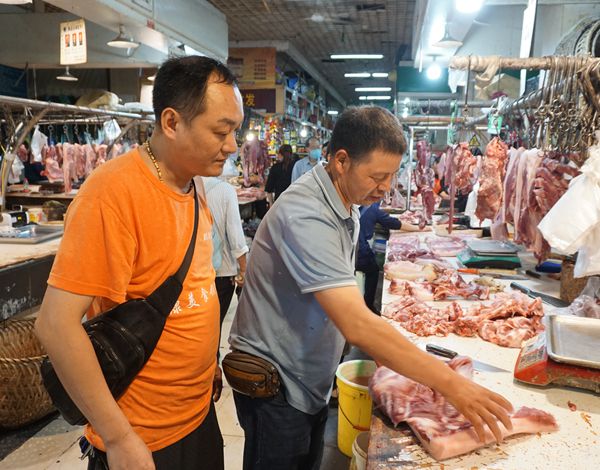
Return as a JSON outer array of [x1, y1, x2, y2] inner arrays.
[[487, 114, 503, 135], [60, 19, 87, 65]]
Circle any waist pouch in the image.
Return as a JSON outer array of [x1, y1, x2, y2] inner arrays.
[[222, 351, 280, 398]]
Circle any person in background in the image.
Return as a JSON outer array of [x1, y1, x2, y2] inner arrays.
[[321, 140, 330, 163], [35, 56, 244, 470], [264, 144, 295, 206], [202, 175, 249, 327], [431, 155, 442, 196], [291, 136, 321, 182], [356, 202, 421, 314], [229, 106, 512, 470]]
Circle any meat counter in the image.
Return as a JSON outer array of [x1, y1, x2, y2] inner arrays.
[[0, 238, 60, 320], [367, 231, 600, 469]]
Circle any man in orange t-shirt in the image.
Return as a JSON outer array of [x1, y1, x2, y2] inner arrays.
[[35, 56, 244, 470]]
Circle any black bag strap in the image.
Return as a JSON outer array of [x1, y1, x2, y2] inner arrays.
[[174, 180, 199, 284], [146, 180, 199, 314]]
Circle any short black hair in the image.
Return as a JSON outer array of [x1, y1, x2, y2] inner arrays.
[[152, 55, 237, 124], [306, 136, 320, 147], [330, 106, 406, 162]]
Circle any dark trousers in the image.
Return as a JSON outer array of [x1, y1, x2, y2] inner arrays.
[[356, 257, 380, 314], [86, 403, 224, 470], [215, 276, 236, 327], [233, 389, 328, 470]]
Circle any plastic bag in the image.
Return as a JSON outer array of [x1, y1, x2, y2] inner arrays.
[[552, 277, 600, 319], [102, 119, 121, 143], [538, 141, 600, 276], [30, 126, 48, 163], [8, 152, 24, 183]]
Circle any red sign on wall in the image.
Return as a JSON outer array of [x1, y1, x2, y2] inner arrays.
[[241, 89, 276, 113]]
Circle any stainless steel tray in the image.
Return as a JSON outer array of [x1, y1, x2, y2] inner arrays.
[[0, 225, 63, 244], [547, 315, 600, 369]]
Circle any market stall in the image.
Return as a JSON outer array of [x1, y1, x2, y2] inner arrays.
[[364, 222, 600, 469]]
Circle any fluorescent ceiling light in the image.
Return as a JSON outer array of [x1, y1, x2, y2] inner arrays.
[[359, 96, 391, 100], [355, 87, 392, 92], [327, 110, 339, 115], [403, 97, 410, 104], [455, 0, 484, 14], [371, 72, 389, 78], [331, 54, 383, 60], [0, 0, 32, 4], [345, 72, 371, 78], [107, 25, 139, 49], [56, 66, 78, 82], [426, 63, 442, 80]]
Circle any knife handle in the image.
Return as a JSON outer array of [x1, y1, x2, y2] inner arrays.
[[510, 282, 529, 294], [426, 344, 458, 359], [458, 268, 479, 274]]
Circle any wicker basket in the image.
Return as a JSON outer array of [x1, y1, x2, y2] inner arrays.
[[0, 319, 55, 429], [560, 259, 589, 304]]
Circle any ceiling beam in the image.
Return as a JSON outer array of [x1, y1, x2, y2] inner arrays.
[[229, 40, 346, 108]]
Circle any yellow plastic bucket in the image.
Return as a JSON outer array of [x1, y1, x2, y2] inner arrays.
[[335, 360, 377, 457]]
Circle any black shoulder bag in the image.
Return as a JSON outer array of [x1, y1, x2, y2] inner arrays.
[[41, 181, 199, 426]]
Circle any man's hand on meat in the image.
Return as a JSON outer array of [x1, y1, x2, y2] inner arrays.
[[401, 221, 430, 232], [442, 375, 513, 443]]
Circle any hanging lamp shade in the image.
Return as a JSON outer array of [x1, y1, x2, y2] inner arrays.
[[56, 66, 78, 82], [433, 23, 463, 48], [107, 25, 139, 49]]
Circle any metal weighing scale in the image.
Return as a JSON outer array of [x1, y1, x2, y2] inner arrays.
[[514, 316, 600, 393], [458, 239, 522, 270]]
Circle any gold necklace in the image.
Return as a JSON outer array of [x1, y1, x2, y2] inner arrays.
[[144, 140, 193, 193], [144, 141, 163, 182]]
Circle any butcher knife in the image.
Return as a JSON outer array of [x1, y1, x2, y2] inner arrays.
[[425, 344, 509, 373], [457, 268, 528, 280], [509, 282, 570, 307]]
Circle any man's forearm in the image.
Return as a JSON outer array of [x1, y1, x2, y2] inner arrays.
[[237, 253, 247, 274], [350, 312, 455, 390]]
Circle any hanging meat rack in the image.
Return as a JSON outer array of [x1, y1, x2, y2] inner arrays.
[[449, 55, 600, 157], [0, 95, 154, 218]]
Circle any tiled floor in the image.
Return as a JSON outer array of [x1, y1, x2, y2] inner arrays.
[[0, 296, 354, 470]]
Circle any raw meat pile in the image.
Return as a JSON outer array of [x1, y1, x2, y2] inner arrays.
[[425, 236, 466, 257], [240, 139, 270, 186], [369, 356, 558, 461], [476, 137, 509, 221], [389, 267, 489, 301], [387, 235, 438, 262], [414, 141, 436, 222], [40, 142, 129, 191], [236, 186, 267, 202], [396, 210, 427, 229], [383, 291, 544, 348]]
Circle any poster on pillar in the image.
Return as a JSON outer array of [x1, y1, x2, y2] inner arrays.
[[60, 19, 87, 65], [228, 48, 276, 88]]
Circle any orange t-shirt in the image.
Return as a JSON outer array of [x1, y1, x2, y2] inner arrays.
[[48, 149, 219, 452]]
